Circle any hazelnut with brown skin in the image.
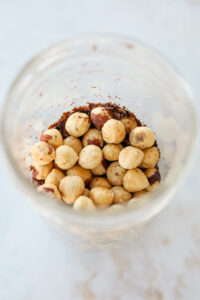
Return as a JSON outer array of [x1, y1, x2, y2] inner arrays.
[[111, 186, 132, 204], [90, 106, 113, 129], [119, 146, 144, 169], [91, 160, 107, 176], [102, 144, 123, 161], [89, 187, 114, 208], [106, 161, 127, 186], [59, 175, 85, 204], [129, 126, 156, 149], [121, 117, 137, 134], [31, 142, 55, 165], [82, 128, 104, 148], [31, 161, 53, 180], [123, 168, 149, 192], [144, 168, 160, 192], [37, 183, 62, 201], [45, 168, 65, 187], [73, 196, 96, 212], [65, 112, 91, 137], [40, 128, 63, 149], [140, 147, 160, 168], [79, 145, 103, 169], [55, 145, 78, 170], [89, 177, 111, 189], [102, 119, 126, 144], [66, 165, 92, 185], [63, 136, 83, 154]]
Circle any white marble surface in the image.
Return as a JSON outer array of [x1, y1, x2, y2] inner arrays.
[[0, 0, 200, 299]]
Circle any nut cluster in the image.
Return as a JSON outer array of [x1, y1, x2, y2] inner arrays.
[[31, 103, 161, 212]]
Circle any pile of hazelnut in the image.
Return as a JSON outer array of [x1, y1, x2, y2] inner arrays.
[[30, 103, 161, 213]]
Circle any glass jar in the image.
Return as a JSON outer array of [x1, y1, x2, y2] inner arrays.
[[1, 34, 197, 249]]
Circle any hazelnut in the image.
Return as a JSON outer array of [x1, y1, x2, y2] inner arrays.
[[127, 196, 149, 209], [89, 187, 114, 208], [129, 126, 156, 149], [66, 165, 92, 185], [83, 188, 90, 196], [59, 176, 85, 204], [102, 144, 123, 161], [119, 146, 144, 169], [111, 186, 132, 204], [63, 136, 83, 154], [53, 160, 65, 171], [31, 142, 55, 165], [73, 196, 96, 212], [106, 161, 126, 186], [121, 117, 137, 133], [82, 128, 104, 148], [37, 183, 62, 201], [144, 168, 161, 192], [45, 168, 65, 187], [106, 204, 124, 214], [31, 161, 53, 180], [55, 145, 78, 170], [65, 112, 91, 137], [140, 147, 160, 168], [102, 119, 126, 144], [123, 168, 149, 192], [89, 177, 111, 189], [134, 190, 148, 197], [91, 160, 107, 176], [40, 128, 63, 149], [78, 145, 103, 169], [90, 106, 113, 129]]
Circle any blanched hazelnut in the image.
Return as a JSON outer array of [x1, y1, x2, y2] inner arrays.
[[37, 183, 62, 201], [91, 160, 107, 176], [31, 161, 53, 180], [106, 161, 126, 186], [123, 168, 149, 192], [55, 145, 78, 170], [90, 106, 113, 129], [111, 186, 131, 204], [79, 145, 103, 169], [65, 112, 91, 137], [134, 190, 148, 197], [119, 146, 144, 169], [129, 126, 156, 149], [140, 147, 160, 168], [89, 177, 111, 189], [40, 128, 63, 149], [83, 188, 90, 196], [63, 136, 83, 154], [73, 196, 96, 212], [106, 204, 124, 213], [66, 165, 92, 185], [144, 168, 161, 192], [102, 144, 123, 161], [102, 119, 126, 144], [59, 176, 85, 204], [31, 142, 55, 165], [53, 160, 65, 171], [127, 196, 149, 209], [83, 129, 104, 148], [89, 187, 114, 208], [121, 117, 137, 133], [45, 168, 65, 187]]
